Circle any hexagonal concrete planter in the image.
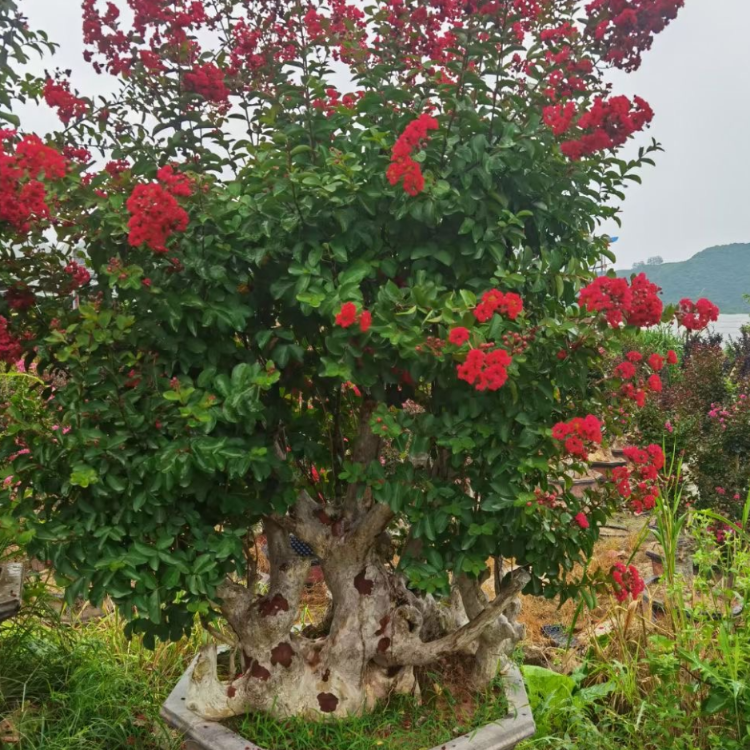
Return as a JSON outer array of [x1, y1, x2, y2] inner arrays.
[[162, 656, 535, 750]]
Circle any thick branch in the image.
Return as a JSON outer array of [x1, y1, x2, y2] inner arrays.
[[349, 500, 394, 550], [343, 401, 381, 518], [271, 490, 331, 555], [386, 567, 530, 667]]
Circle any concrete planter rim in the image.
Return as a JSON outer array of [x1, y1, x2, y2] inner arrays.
[[162, 655, 535, 750]]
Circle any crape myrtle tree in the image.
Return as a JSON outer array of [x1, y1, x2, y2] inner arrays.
[[0, 0, 697, 720]]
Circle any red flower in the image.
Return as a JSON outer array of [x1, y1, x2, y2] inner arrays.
[[105, 160, 130, 178], [647, 373, 662, 393], [335, 302, 358, 328], [5, 287, 36, 311], [614, 361, 636, 380], [43, 78, 88, 124], [343, 381, 362, 397], [647, 353, 664, 371], [560, 96, 654, 160], [579, 276, 631, 327], [64, 262, 91, 290], [359, 310, 372, 333], [63, 146, 91, 163], [611, 562, 645, 602], [666, 349, 678, 365], [0, 135, 67, 234], [618, 443, 663, 513], [157, 165, 193, 197], [586, 0, 686, 73], [574, 512, 590, 529], [579, 274, 661, 328], [387, 114, 439, 196], [625, 350, 643, 362], [675, 297, 719, 331], [184, 62, 229, 104], [0, 316, 22, 363], [552, 414, 602, 458], [457, 347, 512, 392], [448, 327, 470, 346], [626, 273, 663, 327], [565, 436, 586, 458], [543, 101, 577, 136], [474, 289, 524, 322], [126, 183, 189, 253]]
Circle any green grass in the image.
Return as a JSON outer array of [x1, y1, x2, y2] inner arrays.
[[226, 673, 509, 750], [0, 606, 508, 750], [0, 610, 192, 750]]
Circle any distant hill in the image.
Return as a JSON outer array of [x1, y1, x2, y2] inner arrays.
[[617, 243, 750, 314]]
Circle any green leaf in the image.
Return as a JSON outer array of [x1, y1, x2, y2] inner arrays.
[[70, 465, 99, 488]]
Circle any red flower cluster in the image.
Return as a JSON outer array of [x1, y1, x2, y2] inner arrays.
[[312, 87, 364, 115], [612, 443, 664, 513], [647, 353, 663, 371], [457, 348, 512, 391], [448, 327, 470, 346], [105, 160, 130, 178], [82, 0, 215, 77], [626, 273, 662, 327], [540, 22, 578, 43], [0, 133, 67, 233], [43, 78, 88, 124], [0, 316, 22, 364], [335, 302, 371, 332], [559, 95, 653, 160], [586, 0, 685, 72], [126, 183, 189, 253], [5, 286, 35, 311], [64, 261, 92, 290], [551, 415, 603, 459], [157, 165, 193, 197], [574, 511, 590, 529], [614, 361, 636, 380], [611, 562, 645, 602], [579, 276, 630, 326], [579, 273, 662, 328], [63, 146, 92, 163], [675, 297, 719, 332], [540, 42, 594, 101], [474, 289, 524, 323], [613, 349, 672, 408], [647, 373, 662, 393], [386, 114, 439, 196], [543, 102, 577, 136], [184, 62, 229, 104]]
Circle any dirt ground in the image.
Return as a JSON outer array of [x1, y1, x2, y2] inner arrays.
[[517, 511, 654, 648]]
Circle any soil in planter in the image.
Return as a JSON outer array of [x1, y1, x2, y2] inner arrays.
[[224, 657, 510, 750]]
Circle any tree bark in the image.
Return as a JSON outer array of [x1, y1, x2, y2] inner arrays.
[[186, 487, 528, 720]]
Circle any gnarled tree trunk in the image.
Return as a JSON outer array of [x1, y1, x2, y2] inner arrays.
[[186, 406, 528, 720], [185, 490, 528, 720]]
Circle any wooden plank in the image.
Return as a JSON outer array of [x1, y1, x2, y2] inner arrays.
[[0, 563, 23, 622]]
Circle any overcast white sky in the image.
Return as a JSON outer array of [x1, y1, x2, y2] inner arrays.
[[19, 0, 750, 270]]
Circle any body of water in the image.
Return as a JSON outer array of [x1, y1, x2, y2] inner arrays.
[[709, 313, 749, 341]]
